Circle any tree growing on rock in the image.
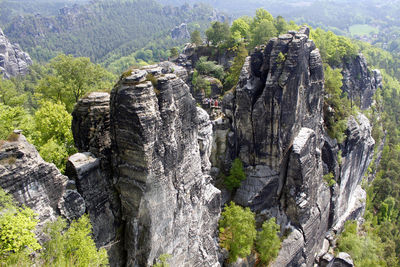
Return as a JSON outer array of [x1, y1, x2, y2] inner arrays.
[[219, 202, 256, 263], [190, 30, 202, 46], [256, 218, 281, 265], [224, 158, 246, 190]]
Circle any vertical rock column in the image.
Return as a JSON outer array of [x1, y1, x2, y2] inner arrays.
[[110, 69, 221, 266]]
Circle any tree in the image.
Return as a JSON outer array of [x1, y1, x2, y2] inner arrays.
[[231, 18, 250, 40], [169, 47, 179, 59], [256, 218, 281, 265], [219, 202, 256, 263], [224, 44, 248, 90], [0, 76, 26, 107], [0, 104, 26, 140], [0, 188, 41, 262], [224, 158, 246, 190], [42, 215, 108, 266], [250, 19, 277, 49], [26, 101, 76, 172], [190, 30, 202, 46], [36, 54, 115, 112], [205, 21, 230, 46]]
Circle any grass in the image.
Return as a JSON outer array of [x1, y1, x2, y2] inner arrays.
[[349, 24, 379, 37]]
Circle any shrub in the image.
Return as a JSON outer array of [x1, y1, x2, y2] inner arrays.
[[219, 202, 256, 262], [224, 158, 246, 190], [256, 218, 281, 265], [323, 172, 336, 187], [153, 254, 171, 267]]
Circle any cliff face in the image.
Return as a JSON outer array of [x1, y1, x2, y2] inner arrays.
[[69, 63, 221, 266], [0, 27, 378, 267], [0, 133, 85, 237], [341, 54, 382, 110], [222, 27, 375, 266], [0, 27, 32, 78]]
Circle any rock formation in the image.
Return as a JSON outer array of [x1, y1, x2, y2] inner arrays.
[[0, 132, 85, 237], [69, 63, 221, 266], [0, 27, 32, 78], [341, 54, 382, 110], [221, 26, 375, 266], [171, 23, 190, 39], [0, 26, 378, 267]]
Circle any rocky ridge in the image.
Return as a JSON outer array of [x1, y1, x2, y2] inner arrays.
[[0, 27, 32, 78], [219, 26, 375, 266], [0, 26, 379, 267]]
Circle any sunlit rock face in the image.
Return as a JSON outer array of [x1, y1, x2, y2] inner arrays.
[[0, 27, 32, 78]]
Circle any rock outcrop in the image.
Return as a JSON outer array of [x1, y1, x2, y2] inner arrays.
[[0, 132, 85, 237], [341, 54, 382, 110], [0, 27, 32, 78], [222, 26, 375, 266], [110, 66, 221, 267], [171, 23, 190, 39]]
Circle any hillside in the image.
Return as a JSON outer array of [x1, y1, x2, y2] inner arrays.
[[2, 0, 225, 68]]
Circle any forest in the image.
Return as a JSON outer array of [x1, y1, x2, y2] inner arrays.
[[1, 0, 400, 266]]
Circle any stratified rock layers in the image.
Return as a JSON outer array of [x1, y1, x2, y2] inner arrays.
[[110, 69, 221, 266], [224, 27, 375, 266], [0, 27, 32, 78]]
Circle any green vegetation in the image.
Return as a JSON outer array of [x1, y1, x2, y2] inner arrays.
[[323, 65, 351, 143], [0, 188, 108, 266], [223, 44, 248, 90], [219, 202, 281, 264], [224, 158, 246, 190], [219, 202, 257, 262], [190, 30, 203, 46], [195, 56, 225, 81], [336, 221, 387, 267], [153, 254, 171, 267], [323, 172, 336, 187], [256, 218, 281, 265], [349, 24, 379, 37]]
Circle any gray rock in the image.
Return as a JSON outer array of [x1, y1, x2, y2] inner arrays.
[[110, 64, 221, 266], [171, 23, 190, 39], [0, 27, 32, 78], [66, 152, 123, 265], [0, 134, 83, 240], [341, 54, 382, 110]]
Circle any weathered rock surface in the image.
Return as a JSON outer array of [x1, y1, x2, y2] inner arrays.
[[0, 133, 84, 237], [171, 23, 190, 39], [72, 92, 111, 166], [110, 65, 221, 266], [341, 54, 382, 110], [222, 26, 375, 266], [0, 27, 32, 78]]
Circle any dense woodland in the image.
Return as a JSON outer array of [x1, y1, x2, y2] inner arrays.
[[1, 1, 400, 266]]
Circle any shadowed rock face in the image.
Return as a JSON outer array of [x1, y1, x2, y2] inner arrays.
[[0, 133, 85, 240], [0, 27, 32, 78], [110, 68, 221, 267], [223, 26, 375, 266], [341, 54, 382, 110]]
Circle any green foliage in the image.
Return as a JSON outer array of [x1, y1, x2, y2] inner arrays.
[[0, 76, 27, 107], [0, 104, 27, 140], [219, 202, 256, 263], [323, 65, 351, 143], [336, 221, 387, 267], [250, 19, 277, 49], [42, 215, 109, 267], [276, 52, 286, 64], [195, 57, 225, 80], [311, 28, 358, 66], [190, 30, 202, 46], [323, 172, 336, 187], [153, 254, 171, 267], [192, 73, 211, 97], [0, 188, 41, 263], [26, 101, 76, 172], [206, 21, 231, 46], [224, 44, 248, 90], [36, 54, 115, 112], [230, 18, 250, 40], [256, 218, 281, 265], [169, 47, 179, 59], [224, 158, 246, 190]]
